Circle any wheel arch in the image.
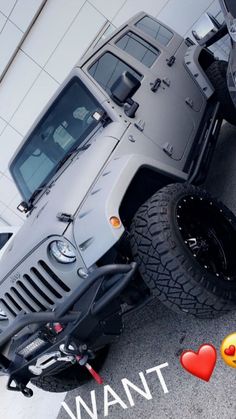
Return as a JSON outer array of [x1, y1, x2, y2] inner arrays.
[[119, 167, 179, 229], [72, 154, 187, 267], [198, 48, 215, 72]]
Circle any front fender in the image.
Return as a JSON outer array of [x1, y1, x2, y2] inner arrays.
[[72, 154, 187, 267]]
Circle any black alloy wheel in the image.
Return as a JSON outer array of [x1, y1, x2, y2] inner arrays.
[[176, 195, 236, 282], [130, 183, 236, 318]]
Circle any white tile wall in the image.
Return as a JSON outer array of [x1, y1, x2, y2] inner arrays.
[[112, 0, 168, 27], [21, 0, 86, 67], [0, 200, 8, 215], [0, 11, 7, 30], [0, 219, 9, 226], [0, 173, 18, 205], [9, 0, 45, 32], [0, 50, 41, 122], [3, 168, 15, 181], [0, 117, 7, 135], [157, 0, 214, 35], [89, 0, 126, 21], [93, 22, 116, 48], [0, 200, 11, 226], [11, 70, 59, 135], [1, 205, 24, 225], [0, 0, 46, 80], [0, 0, 16, 17], [45, 2, 106, 83], [207, 0, 222, 16], [0, 20, 23, 77], [0, 125, 22, 172], [8, 190, 24, 213]]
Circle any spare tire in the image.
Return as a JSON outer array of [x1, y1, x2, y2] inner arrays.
[[206, 60, 236, 126], [130, 183, 236, 318]]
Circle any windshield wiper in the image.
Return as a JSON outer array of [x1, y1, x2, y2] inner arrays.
[[28, 183, 50, 206], [54, 143, 91, 174], [24, 144, 91, 211]]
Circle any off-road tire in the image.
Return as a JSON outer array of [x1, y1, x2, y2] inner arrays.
[[130, 183, 236, 319], [31, 346, 109, 392], [206, 60, 236, 126]]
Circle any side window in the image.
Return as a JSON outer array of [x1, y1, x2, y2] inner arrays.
[[0, 233, 13, 251], [88, 52, 142, 95], [135, 16, 173, 46], [116, 31, 160, 68]]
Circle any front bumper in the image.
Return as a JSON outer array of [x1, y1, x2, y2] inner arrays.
[[0, 262, 137, 396]]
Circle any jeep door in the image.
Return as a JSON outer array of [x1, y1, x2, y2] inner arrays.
[[85, 16, 204, 162], [110, 17, 205, 161]]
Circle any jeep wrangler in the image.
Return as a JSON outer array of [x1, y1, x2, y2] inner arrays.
[[0, 12, 236, 396]]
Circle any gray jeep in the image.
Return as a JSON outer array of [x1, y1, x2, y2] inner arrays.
[[0, 12, 236, 396]]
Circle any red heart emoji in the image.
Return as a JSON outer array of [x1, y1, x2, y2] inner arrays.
[[224, 345, 236, 356], [180, 344, 217, 382]]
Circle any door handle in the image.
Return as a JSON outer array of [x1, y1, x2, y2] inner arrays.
[[151, 78, 161, 92], [124, 98, 139, 118]]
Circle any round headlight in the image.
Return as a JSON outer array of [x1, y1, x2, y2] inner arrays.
[[49, 240, 76, 264]]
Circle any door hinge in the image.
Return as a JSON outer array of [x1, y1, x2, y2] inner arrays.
[[134, 119, 145, 132], [185, 37, 195, 47], [57, 212, 74, 223], [185, 97, 194, 108], [150, 78, 161, 92], [162, 77, 171, 87], [162, 142, 174, 156], [167, 56, 176, 67]]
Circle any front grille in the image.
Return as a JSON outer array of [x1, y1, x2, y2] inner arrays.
[[0, 260, 71, 317]]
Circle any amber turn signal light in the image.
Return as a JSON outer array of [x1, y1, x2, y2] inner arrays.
[[109, 216, 121, 228]]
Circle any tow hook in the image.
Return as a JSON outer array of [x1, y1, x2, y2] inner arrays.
[[28, 351, 75, 376], [76, 355, 103, 385], [28, 350, 103, 384], [60, 343, 104, 385]]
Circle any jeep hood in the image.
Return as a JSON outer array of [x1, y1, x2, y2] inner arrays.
[[0, 132, 120, 278]]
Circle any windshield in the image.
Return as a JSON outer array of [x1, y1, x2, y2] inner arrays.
[[10, 77, 103, 202]]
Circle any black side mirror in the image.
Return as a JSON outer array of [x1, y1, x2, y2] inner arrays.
[[110, 71, 141, 118], [111, 71, 141, 106]]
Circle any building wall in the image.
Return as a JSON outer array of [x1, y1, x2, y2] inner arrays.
[[0, 0, 225, 226]]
